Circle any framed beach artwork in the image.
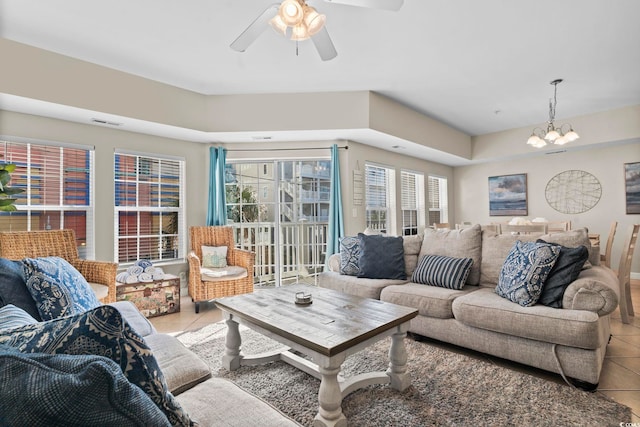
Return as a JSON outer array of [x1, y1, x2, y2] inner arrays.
[[489, 173, 528, 216], [625, 162, 640, 214]]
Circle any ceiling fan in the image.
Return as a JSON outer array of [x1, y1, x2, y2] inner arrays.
[[230, 0, 404, 61]]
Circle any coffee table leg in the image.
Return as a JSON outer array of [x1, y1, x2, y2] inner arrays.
[[222, 314, 242, 371], [386, 323, 411, 391], [313, 355, 347, 427]]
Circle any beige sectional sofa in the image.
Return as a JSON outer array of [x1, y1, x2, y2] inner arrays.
[[319, 225, 619, 389], [113, 301, 299, 426]]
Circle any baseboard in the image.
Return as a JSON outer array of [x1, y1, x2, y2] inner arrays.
[[632, 272, 640, 280]]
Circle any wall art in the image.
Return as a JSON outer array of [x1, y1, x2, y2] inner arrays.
[[625, 162, 640, 214], [488, 173, 527, 216], [545, 170, 601, 214]]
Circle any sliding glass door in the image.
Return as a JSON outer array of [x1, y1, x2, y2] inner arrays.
[[225, 159, 330, 287]]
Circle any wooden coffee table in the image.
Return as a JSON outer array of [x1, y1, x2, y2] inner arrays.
[[215, 284, 418, 427]]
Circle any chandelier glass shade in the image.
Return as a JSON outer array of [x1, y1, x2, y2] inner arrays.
[[527, 79, 580, 148], [270, 0, 326, 41]]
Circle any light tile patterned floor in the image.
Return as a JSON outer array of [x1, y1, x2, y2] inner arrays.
[[150, 281, 640, 422]]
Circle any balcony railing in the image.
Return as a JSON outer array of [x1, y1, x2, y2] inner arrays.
[[231, 222, 328, 287]]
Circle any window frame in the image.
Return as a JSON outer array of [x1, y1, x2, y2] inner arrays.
[[428, 175, 448, 226], [400, 170, 425, 235], [365, 163, 396, 234], [0, 136, 95, 258], [114, 150, 185, 266]]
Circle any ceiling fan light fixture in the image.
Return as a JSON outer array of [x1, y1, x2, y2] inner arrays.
[[291, 23, 311, 41], [279, 0, 304, 26], [269, 14, 289, 35], [564, 128, 580, 142], [303, 6, 326, 35]]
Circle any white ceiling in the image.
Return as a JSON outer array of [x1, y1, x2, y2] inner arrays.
[[1, 0, 639, 158]]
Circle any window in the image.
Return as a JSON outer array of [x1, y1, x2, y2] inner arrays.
[[0, 138, 94, 258], [428, 175, 448, 226], [114, 152, 184, 265], [365, 164, 395, 234], [401, 170, 425, 235]]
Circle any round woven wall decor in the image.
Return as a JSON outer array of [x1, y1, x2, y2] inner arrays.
[[545, 170, 602, 214]]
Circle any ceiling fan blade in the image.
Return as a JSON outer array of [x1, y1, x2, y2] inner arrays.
[[323, 0, 404, 11], [311, 27, 338, 61], [230, 4, 279, 52]]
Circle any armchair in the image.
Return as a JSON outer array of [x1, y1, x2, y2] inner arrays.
[[0, 229, 117, 303], [187, 226, 255, 313]]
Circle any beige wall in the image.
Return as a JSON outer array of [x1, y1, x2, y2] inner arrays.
[[454, 141, 640, 273], [0, 110, 209, 279]]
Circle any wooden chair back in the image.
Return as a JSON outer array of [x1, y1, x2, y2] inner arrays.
[[433, 223, 451, 230], [601, 221, 618, 268], [500, 224, 548, 234], [546, 221, 571, 233], [617, 224, 639, 324]]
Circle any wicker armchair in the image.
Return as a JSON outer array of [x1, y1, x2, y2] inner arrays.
[[188, 226, 255, 313], [0, 229, 117, 303]]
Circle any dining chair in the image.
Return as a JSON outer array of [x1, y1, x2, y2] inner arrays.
[[500, 224, 548, 234], [433, 223, 451, 230], [600, 221, 618, 269], [546, 221, 571, 232], [617, 224, 639, 324]]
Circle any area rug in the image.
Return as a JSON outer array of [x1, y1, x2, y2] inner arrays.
[[177, 323, 631, 427]]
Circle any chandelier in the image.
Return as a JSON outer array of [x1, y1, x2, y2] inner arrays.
[[527, 79, 580, 148], [269, 0, 326, 41]]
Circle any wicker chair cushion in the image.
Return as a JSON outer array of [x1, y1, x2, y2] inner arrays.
[[88, 282, 110, 301], [200, 266, 247, 282]]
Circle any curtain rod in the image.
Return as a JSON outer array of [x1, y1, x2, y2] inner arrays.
[[224, 146, 348, 152]]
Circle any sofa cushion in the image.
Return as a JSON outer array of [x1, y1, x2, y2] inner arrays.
[[176, 377, 300, 427], [452, 288, 603, 349], [319, 271, 407, 300], [0, 345, 171, 427], [411, 255, 473, 290], [145, 333, 212, 396], [202, 245, 228, 268], [380, 283, 477, 319], [0, 257, 41, 321], [419, 224, 482, 285], [21, 256, 101, 320], [402, 234, 423, 277], [0, 304, 38, 332], [0, 305, 193, 426], [339, 236, 361, 276], [536, 240, 589, 308], [480, 232, 538, 286], [357, 233, 406, 280], [108, 300, 157, 337], [495, 241, 560, 307], [539, 228, 596, 266]]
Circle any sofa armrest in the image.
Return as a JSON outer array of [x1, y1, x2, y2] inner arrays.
[[562, 266, 619, 316], [327, 253, 341, 272]]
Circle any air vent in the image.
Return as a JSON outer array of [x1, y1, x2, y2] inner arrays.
[[91, 118, 123, 127], [545, 149, 567, 155]]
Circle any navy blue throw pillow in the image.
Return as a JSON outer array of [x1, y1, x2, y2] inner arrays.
[[0, 258, 41, 321], [356, 233, 406, 280], [536, 239, 589, 308]]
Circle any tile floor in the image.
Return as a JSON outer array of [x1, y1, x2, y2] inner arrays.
[[150, 280, 640, 422]]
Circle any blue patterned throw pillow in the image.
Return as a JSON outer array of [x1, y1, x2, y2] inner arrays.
[[0, 305, 193, 426], [0, 345, 171, 427], [339, 236, 361, 276], [496, 241, 561, 307], [411, 255, 474, 290], [21, 256, 101, 320]]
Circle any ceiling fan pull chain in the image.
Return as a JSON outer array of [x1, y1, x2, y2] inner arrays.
[[296, 40, 299, 56]]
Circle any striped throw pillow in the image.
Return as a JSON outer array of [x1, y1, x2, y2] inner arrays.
[[411, 255, 474, 290], [0, 304, 38, 332]]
